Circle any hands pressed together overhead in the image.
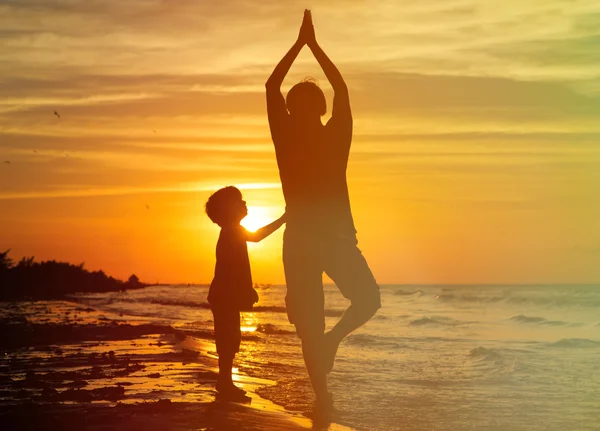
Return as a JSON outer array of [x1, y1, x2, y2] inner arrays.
[[266, 8, 347, 100], [297, 9, 317, 47]]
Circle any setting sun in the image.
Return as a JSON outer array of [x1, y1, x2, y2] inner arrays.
[[1, 3, 599, 431], [241, 205, 273, 232]]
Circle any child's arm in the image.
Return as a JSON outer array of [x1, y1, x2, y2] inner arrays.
[[245, 214, 286, 242]]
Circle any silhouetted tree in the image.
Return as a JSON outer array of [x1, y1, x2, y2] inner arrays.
[[0, 249, 14, 270], [17, 256, 35, 268], [0, 250, 147, 300]]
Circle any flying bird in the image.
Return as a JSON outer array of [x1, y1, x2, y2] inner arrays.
[[3, 161, 10, 164], [33, 150, 37, 153], [145, 204, 150, 210], [54, 110, 61, 119], [153, 130, 156, 134]]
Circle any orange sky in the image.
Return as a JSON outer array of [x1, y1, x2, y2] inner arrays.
[[1, 1, 599, 284]]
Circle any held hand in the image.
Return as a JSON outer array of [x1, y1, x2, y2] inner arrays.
[[298, 9, 316, 46]]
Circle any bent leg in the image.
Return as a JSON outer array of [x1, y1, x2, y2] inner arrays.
[[323, 237, 381, 372], [328, 299, 380, 344]]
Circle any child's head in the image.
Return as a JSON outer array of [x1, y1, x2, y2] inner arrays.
[[286, 77, 326, 119], [205, 186, 247, 227]]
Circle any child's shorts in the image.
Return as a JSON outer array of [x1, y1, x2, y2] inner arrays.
[[211, 306, 241, 356]]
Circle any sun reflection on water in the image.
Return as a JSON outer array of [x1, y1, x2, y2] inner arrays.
[[241, 312, 258, 333]]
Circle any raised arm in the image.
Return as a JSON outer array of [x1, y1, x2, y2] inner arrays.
[[265, 13, 312, 141], [265, 10, 313, 90], [304, 11, 351, 119], [245, 214, 286, 242], [265, 41, 303, 91], [265, 41, 301, 137]]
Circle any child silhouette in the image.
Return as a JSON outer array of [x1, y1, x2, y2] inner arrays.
[[205, 186, 285, 399]]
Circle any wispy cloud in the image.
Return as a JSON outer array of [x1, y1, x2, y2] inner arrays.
[[2, 0, 600, 282], [0, 181, 281, 200], [2, 0, 600, 80]]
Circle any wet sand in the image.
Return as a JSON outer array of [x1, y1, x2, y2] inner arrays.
[[0, 301, 353, 430]]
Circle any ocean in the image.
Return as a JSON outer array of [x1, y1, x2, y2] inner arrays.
[[72, 284, 600, 431]]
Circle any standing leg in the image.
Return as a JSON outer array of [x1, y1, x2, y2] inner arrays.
[[213, 307, 245, 396], [301, 331, 329, 404], [217, 353, 234, 387], [283, 230, 331, 412]]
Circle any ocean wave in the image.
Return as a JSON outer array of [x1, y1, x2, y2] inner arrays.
[[148, 298, 211, 309], [137, 300, 341, 317], [506, 294, 600, 308], [82, 296, 212, 310], [254, 305, 341, 316], [409, 316, 466, 327], [324, 309, 344, 317], [255, 323, 295, 335], [74, 294, 339, 318], [435, 293, 505, 303], [252, 305, 286, 313], [346, 333, 379, 346], [510, 315, 569, 326], [181, 329, 213, 339], [433, 289, 600, 309], [548, 338, 600, 348], [468, 347, 503, 360], [345, 333, 406, 349], [393, 289, 423, 296]]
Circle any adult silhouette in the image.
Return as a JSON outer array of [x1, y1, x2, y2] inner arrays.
[[265, 10, 381, 417]]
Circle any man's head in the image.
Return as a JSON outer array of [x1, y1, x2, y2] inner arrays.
[[286, 78, 326, 119], [205, 186, 247, 227]]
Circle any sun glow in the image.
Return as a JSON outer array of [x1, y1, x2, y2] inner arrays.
[[241, 206, 273, 232]]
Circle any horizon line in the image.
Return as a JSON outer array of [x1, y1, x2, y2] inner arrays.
[[154, 282, 600, 287]]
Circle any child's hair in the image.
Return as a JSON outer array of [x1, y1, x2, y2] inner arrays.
[[286, 77, 327, 117], [205, 186, 242, 227]]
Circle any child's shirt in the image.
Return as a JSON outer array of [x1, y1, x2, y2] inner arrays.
[[208, 225, 254, 309]]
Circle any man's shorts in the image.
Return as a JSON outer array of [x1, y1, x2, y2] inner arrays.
[[282, 228, 381, 339], [211, 306, 241, 356]]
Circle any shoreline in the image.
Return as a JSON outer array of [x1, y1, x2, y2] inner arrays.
[[0, 299, 355, 431]]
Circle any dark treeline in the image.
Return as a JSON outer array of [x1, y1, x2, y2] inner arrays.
[[0, 249, 147, 300]]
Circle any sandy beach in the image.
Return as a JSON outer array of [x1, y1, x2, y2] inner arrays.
[[0, 300, 353, 431], [3, 284, 600, 430]]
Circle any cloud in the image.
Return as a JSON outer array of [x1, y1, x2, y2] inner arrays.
[[3, 0, 600, 284], [2, 0, 599, 204], [3, 71, 599, 145], [2, 0, 600, 83], [0, 181, 281, 201], [0, 73, 265, 99]]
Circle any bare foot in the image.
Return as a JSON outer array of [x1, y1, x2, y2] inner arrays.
[[216, 382, 250, 402], [310, 391, 334, 426], [216, 382, 246, 395], [322, 331, 340, 374]]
